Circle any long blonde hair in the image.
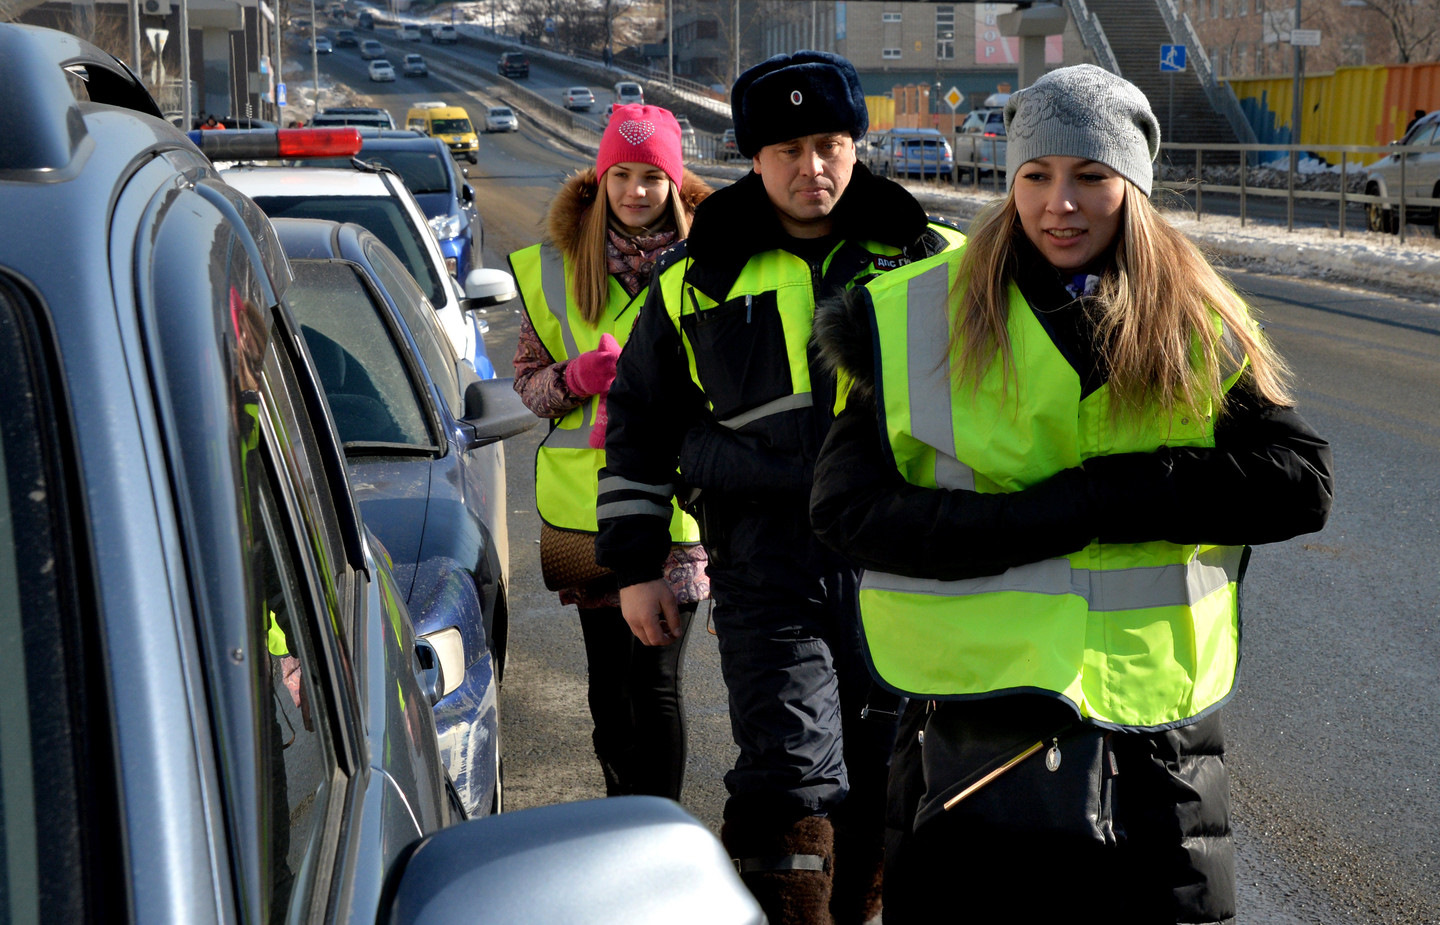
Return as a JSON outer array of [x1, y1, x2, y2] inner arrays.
[[570, 172, 691, 325], [949, 184, 1292, 421]]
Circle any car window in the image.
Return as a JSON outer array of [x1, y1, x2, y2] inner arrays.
[[251, 194, 445, 307], [285, 260, 435, 448], [362, 239, 464, 417], [431, 118, 473, 135], [1405, 123, 1437, 146], [0, 281, 93, 923], [489, 107, 512, 117], [351, 150, 451, 195]]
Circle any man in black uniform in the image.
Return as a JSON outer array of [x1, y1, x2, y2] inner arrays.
[[595, 51, 960, 925]]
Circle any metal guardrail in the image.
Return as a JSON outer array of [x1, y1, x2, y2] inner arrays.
[[1158, 141, 1440, 243]]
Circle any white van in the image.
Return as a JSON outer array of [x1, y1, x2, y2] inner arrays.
[[613, 81, 644, 107]]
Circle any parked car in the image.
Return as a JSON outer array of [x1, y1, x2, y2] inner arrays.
[[404, 52, 428, 76], [311, 105, 397, 129], [613, 79, 643, 106], [673, 113, 699, 157], [484, 105, 518, 133], [431, 22, 458, 43], [369, 58, 396, 81], [497, 49, 528, 78], [334, 27, 358, 46], [357, 8, 374, 28], [3, 27, 762, 924], [718, 127, 740, 161], [870, 127, 954, 178], [306, 34, 334, 53], [307, 130, 483, 276], [406, 101, 481, 163], [216, 136, 490, 374], [1364, 108, 1440, 234], [399, 23, 422, 40], [563, 85, 596, 110], [360, 37, 384, 58], [956, 104, 1008, 179], [274, 218, 534, 813]]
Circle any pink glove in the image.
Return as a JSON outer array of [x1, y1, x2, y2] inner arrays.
[[589, 394, 609, 449], [564, 333, 621, 397]]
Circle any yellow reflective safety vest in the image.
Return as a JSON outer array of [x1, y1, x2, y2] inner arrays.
[[510, 243, 698, 541], [655, 224, 965, 427], [858, 249, 1249, 731]]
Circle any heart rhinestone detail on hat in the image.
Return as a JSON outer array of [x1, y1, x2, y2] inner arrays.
[[618, 120, 656, 144]]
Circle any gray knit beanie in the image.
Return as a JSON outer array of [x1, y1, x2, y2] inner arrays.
[[1004, 64, 1161, 195]]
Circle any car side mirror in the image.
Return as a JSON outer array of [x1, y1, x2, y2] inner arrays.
[[462, 377, 537, 448], [460, 267, 517, 311], [461, 183, 473, 201], [414, 637, 444, 707], [384, 797, 764, 924]]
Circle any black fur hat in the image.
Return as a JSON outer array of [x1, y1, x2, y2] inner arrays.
[[731, 50, 869, 158]]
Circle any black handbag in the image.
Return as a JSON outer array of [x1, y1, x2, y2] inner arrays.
[[914, 700, 1118, 845]]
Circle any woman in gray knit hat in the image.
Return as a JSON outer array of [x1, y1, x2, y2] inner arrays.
[[809, 65, 1333, 923]]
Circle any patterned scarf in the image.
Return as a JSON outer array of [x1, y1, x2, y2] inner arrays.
[[606, 226, 678, 296]]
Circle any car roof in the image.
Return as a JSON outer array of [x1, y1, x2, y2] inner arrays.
[[221, 164, 395, 198]]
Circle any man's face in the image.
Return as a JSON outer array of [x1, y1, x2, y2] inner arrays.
[[752, 132, 856, 239]]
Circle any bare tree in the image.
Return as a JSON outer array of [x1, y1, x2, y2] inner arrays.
[[1356, 0, 1440, 63]]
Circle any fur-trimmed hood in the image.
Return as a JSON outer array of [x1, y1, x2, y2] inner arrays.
[[545, 166, 714, 260], [812, 286, 879, 403]]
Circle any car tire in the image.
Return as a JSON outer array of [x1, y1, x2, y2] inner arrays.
[[468, 152, 478, 164], [1366, 185, 1397, 234]]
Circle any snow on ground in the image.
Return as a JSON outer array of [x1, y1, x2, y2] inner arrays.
[[893, 180, 1440, 300]]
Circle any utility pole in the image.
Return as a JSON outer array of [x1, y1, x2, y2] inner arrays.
[[733, 0, 739, 85], [310, 0, 320, 118], [1290, 0, 1302, 166], [129, 0, 142, 76], [667, 0, 674, 87], [179, 0, 191, 127], [810, 0, 816, 49]]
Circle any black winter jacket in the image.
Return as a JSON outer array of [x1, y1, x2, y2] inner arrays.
[[595, 163, 951, 588], [809, 246, 1335, 580]]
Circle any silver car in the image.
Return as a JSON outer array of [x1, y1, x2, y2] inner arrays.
[[485, 105, 518, 133], [1364, 109, 1440, 234]]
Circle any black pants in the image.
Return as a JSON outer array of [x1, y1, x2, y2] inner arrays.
[[577, 603, 695, 799]]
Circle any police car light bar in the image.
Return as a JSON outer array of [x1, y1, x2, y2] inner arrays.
[[188, 127, 363, 161]]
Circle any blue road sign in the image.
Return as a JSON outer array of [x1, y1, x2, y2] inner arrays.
[[1160, 44, 1187, 72], [277, 82, 287, 106]]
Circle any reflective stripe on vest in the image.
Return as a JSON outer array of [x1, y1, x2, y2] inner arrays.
[[858, 248, 1248, 731], [510, 242, 698, 541]]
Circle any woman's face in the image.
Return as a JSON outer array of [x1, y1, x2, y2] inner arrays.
[[1013, 156, 1127, 273], [605, 162, 672, 233]]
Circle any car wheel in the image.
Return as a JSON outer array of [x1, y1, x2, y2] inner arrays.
[[1366, 185, 1396, 234], [468, 152, 478, 164]]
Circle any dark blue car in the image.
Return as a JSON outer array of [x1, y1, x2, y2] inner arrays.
[[310, 129, 482, 276], [273, 217, 534, 815]]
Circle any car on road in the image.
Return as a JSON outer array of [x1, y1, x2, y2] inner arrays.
[[675, 113, 698, 157], [956, 102, 1008, 179], [431, 22, 458, 43], [404, 52, 428, 76], [311, 105, 397, 129], [217, 137, 490, 374], [369, 58, 396, 81], [718, 127, 740, 160], [306, 34, 334, 53], [869, 127, 954, 178], [1364, 108, 1440, 234], [273, 218, 535, 814], [308, 130, 483, 276], [613, 80, 643, 106], [399, 23, 422, 40], [357, 8, 374, 28], [484, 105, 518, 133], [334, 27, 358, 46], [498, 49, 528, 78], [563, 85, 596, 110], [406, 101, 481, 163], [4, 27, 763, 924], [360, 36, 384, 58]]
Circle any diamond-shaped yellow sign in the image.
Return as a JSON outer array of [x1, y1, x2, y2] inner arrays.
[[944, 86, 963, 110]]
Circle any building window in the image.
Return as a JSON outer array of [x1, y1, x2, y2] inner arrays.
[[1341, 35, 1366, 65], [936, 5, 955, 59], [882, 11, 903, 23], [882, 47, 902, 59], [696, 20, 717, 39], [1239, 0, 1248, 17], [1212, 0, 1220, 18]]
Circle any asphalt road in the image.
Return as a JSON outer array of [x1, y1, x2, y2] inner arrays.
[[307, 30, 1440, 921]]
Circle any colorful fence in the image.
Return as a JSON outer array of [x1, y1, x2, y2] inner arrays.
[[1229, 62, 1440, 165]]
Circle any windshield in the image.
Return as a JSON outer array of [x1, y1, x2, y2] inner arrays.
[[307, 150, 451, 195], [286, 261, 434, 450], [490, 108, 512, 118], [253, 194, 446, 305], [431, 118, 473, 135]]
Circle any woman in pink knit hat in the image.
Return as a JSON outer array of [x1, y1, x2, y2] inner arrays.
[[508, 104, 712, 799]]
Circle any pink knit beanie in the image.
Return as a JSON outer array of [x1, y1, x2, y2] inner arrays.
[[596, 104, 684, 187]]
